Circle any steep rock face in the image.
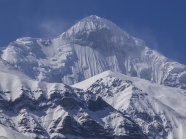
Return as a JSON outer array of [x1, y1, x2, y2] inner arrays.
[[73, 71, 186, 139], [0, 73, 147, 139], [1, 15, 186, 89]]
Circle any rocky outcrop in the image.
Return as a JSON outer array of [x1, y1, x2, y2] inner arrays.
[[0, 83, 147, 139]]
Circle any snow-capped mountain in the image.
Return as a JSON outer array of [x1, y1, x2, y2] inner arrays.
[[1, 15, 186, 88], [0, 15, 186, 139], [73, 71, 186, 139], [0, 71, 147, 139], [0, 69, 186, 139]]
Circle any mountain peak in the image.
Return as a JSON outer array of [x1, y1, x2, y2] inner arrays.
[[80, 15, 110, 25], [2, 15, 186, 90], [64, 15, 137, 53], [81, 15, 106, 23], [84, 15, 101, 20], [66, 15, 126, 36]]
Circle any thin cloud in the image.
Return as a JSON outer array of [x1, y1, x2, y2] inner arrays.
[[121, 23, 182, 63], [121, 23, 160, 52], [37, 19, 70, 38], [18, 15, 72, 38]]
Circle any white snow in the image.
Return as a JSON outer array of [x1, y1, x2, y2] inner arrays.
[[0, 124, 31, 139], [0, 15, 186, 139], [2, 15, 186, 89], [73, 70, 186, 116], [73, 70, 186, 139], [0, 68, 67, 101]]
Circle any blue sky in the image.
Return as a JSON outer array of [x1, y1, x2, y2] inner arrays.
[[1, 0, 186, 64]]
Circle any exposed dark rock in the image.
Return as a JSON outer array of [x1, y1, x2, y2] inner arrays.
[[87, 96, 109, 111]]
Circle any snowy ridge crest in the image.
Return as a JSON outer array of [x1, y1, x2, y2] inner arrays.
[[0, 72, 147, 139], [74, 71, 186, 139], [1, 15, 186, 88]]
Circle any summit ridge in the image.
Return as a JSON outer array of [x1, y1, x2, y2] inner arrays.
[[1, 15, 186, 88]]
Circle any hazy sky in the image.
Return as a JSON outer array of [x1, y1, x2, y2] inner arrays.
[[1, 0, 186, 64]]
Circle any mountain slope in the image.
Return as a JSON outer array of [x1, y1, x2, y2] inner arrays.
[[0, 71, 147, 139], [1, 15, 186, 89], [0, 15, 186, 139], [73, 70, 186, 139], [0, 69, 185, 139], [0, 124, 32, 139]]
